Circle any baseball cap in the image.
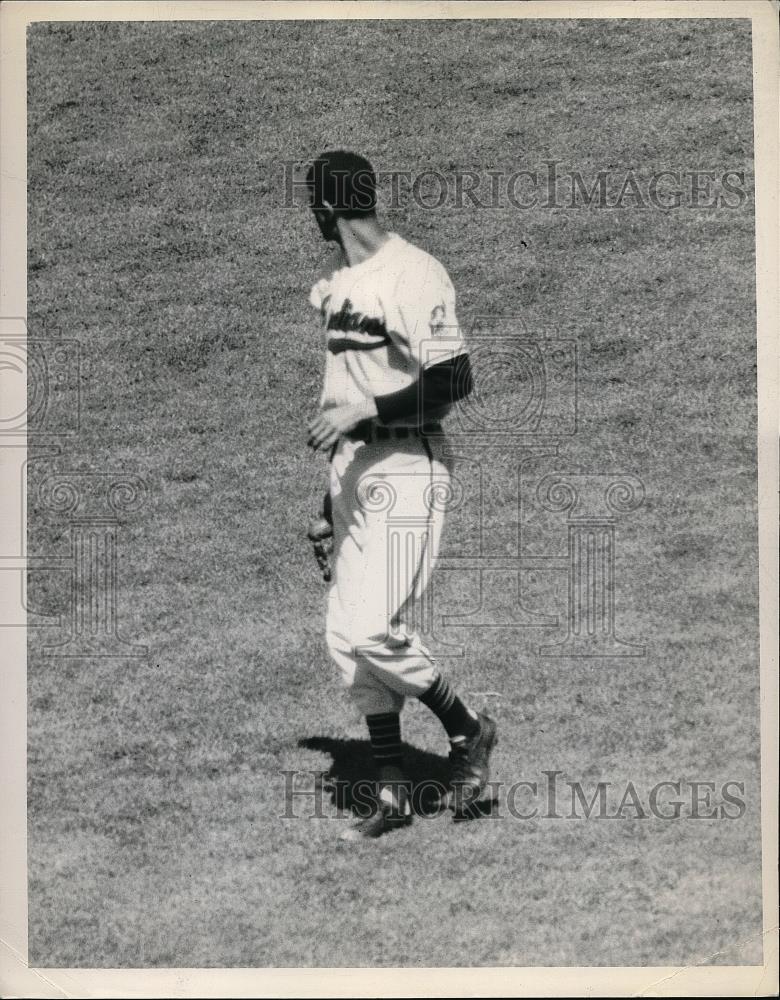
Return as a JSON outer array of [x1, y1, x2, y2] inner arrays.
[[305, 149, 377, 217]]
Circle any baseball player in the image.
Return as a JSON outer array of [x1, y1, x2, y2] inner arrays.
[[305, 150, 497, 840]]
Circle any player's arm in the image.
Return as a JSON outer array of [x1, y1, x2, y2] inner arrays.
[[306, 355, 473, 451], [374, 260, 473, 423], [374, 353, 473, 424]]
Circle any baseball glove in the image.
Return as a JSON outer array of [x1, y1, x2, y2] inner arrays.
[[307, 492, 334, 582]]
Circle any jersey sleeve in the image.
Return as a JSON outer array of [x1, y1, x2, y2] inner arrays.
[[387, 256, 467, 370]]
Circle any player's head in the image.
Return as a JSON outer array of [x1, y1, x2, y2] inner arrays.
[[305, 150, 377, 242]]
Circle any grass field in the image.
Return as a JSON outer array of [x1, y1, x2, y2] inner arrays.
[[26, 18, 763, 968]]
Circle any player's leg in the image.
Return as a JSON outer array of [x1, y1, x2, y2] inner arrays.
[[343, 444, 441, 700], [413, 442, 498, 813], [339, 707, 413, 841], [349, 438, 497, 814], [332, 437, 496, 822], [419, 675, 497, 815], [326, 437, 435, 695], [325, 441, 412, 839]]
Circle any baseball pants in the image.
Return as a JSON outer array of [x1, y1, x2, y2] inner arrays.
[[326, 433, 450, 715]]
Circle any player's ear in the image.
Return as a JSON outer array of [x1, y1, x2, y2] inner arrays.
[[320, 198, 336, 224]]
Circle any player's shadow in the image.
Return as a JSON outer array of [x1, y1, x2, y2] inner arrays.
[[299, 736, 452, 816]]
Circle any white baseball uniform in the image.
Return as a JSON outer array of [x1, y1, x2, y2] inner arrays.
[[309, 233, 467, 715]]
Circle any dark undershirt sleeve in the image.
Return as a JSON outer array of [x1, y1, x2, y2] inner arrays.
[[374, 353, 474, 425]]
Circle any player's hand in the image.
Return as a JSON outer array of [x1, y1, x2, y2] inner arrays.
[[307, 399, 378, 452]]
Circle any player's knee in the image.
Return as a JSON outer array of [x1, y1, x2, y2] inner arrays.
[[354, 633, 438, 696], [350, 624, 403, 656]]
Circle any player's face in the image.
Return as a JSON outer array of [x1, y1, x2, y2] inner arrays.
[[311, 206, 340, 244]]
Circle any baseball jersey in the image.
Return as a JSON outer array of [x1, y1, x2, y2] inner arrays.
[[309, 234, 467, 426]]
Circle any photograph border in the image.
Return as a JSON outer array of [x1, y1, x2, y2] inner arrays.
[[1, 1, 777, 996]]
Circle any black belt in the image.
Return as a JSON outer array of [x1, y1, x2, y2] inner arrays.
[[345, 422, 442, 443]]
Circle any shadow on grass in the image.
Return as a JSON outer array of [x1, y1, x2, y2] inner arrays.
[[299, 736, 451, 816]]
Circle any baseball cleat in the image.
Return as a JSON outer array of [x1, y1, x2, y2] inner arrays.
[[446, 712, 498, 818], [339, 790, 412, 842]]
